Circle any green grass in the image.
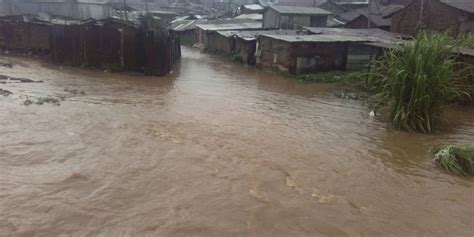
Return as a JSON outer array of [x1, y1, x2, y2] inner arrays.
[[457, 33, 474, 49], [374, 32, 470, 133], [433, 145, 474, 176]]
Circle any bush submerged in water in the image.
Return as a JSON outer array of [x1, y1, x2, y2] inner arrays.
[[376, 33, 471, 133], [433, 145, 474, 176]]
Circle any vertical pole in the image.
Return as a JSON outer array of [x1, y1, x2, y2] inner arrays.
[[145, 0, 148, 13], [368, 0, 372, 29], [123, 0, 128, 20]]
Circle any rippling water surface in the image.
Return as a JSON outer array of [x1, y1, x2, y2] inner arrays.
[[0, 48, 473, 236]]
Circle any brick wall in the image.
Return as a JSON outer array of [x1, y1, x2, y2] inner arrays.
[[391, 0, 473, 36], [346, 16, 390, 31], [258, 36, 292, 71]]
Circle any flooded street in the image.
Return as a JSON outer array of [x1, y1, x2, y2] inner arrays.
[[0, 47, 473, 236]]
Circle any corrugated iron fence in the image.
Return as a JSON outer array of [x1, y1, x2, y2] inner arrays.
[[0, 18, 180, 76]]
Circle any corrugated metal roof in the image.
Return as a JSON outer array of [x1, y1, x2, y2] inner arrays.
[[441, 0, 474, 13], [304, 27, 403, 43], [269, 6, 331, 15], [259, 0, 327, 7], [338, 4, 404, 21], [242, 4, 264, 11], [234, 13, 263, 21], [196, 21, 262, 31], [217, 29, 301, 41], [337, 4, 403, 26], [172, 20, 202, 31], [260, 34, 369, 43]]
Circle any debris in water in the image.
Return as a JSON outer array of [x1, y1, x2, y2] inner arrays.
[[0, 88, 12, 96], [249, 188, 272, 204], [0, 62, 13, 68], [64, 88, 86, 95], [286, 176, 304, 193], [0, 74, 43, 83], [311, 188, 336, 204], [22, 96, 62, 106], [369, 111, 376, 117], [23, 98, 33, 106], [335, 90, 367, 100]]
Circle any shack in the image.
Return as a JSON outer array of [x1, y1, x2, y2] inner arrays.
[[304, 27, 404, 70], [215, 29, 301, 65], [0, 14, 181, 76], [240, 4, 265, 15], [257, 27, 403, 74], [195, 20, 262, 49], [262, 6, 331, 29], [390, 0, 474, 36], [171, 19, 205, 46]]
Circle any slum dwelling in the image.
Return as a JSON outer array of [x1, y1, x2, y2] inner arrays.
[[256, 27, 404, 74], [0, 14, 181, 76]]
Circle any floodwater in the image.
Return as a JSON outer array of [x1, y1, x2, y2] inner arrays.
[[0, 47, 473, 237]]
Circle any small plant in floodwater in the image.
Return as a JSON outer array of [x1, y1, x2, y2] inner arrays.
[[432, 145, 474, 176], [35, 97, 61, 105]]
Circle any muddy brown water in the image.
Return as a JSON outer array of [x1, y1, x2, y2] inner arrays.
[[0, 48, 473, 236]]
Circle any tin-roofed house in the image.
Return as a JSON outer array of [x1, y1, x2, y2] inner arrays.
[[195, 19, 262, 49], [390, 0, 474, 36], [215, 29, 302, 65], [262, 6, 331, 29], [240, 4, 265, 14], [171, 19, 205, 46], [256, 27, 403, 74]]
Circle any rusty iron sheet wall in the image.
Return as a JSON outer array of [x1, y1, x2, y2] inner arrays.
[[0, 19, 181, 76], [0, 20, 49, 52]]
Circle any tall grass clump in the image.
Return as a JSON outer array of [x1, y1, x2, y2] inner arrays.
[[376, 33, 466, 133], [433, 145, 474, 176]]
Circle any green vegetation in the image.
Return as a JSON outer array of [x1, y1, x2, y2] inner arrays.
[[373, 33, 470, 133], [457, 33, 474, 49], [102, 63, 123, 73], [293, 33, 473, 133], [433, 145, 474, 176]]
